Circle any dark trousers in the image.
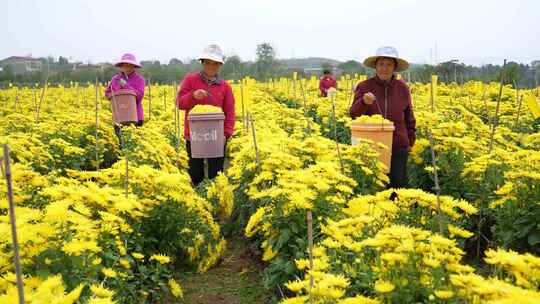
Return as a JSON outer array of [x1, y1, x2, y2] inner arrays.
[[115, 120, 144, 145], [389, 148, 409, 189], [388, 148, 409, 201], [186, 140, 225, 187]]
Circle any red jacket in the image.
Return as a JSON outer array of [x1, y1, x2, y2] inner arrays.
[[349, 75, 416, 152], [177, 73, 236, 139], [319, 75, 337, 97]]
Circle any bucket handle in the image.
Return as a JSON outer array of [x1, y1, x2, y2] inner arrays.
[[109, 81, 120, 125]]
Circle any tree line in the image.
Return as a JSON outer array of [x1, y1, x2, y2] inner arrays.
[[1, 43, 538, 88]]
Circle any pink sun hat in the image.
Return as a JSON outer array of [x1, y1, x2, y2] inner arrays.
[[114, 53, 141, 68]]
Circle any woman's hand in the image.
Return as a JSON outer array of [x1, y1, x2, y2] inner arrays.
[[193, 89, 209, 100], [363, 92, 376, 105]]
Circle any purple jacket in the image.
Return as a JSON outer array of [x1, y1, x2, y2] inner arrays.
[[105, 71, 145, 121], [349, 75, 416, 152]]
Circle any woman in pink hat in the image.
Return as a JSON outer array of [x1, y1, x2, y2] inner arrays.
[[105, 53, 146, 138]]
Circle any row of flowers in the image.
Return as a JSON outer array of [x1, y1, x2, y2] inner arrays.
[[226, 80, 540, 303], [0, 85, 232, 303]]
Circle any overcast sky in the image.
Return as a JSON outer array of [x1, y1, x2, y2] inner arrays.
[[1, 0, 539, 66]]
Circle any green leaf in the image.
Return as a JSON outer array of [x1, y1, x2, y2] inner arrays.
[[527, 232, 540, 246], [275, 229, 291, 251]]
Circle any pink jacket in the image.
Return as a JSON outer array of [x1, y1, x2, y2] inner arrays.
[[319, 75, 337, 97], [105, 71, 145, 121], [177, 72, 236, 139]]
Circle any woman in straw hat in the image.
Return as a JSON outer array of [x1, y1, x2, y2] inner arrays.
[[177, 44, 236, 186], [349, 46, 416, 193], [105, 53, 146, 140]]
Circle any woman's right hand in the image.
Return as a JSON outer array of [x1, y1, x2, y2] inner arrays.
[[363, 92, 376, 105], [193, 89, 209, 100]]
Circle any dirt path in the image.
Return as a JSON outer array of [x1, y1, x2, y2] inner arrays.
[[177, 238, 277, 304]]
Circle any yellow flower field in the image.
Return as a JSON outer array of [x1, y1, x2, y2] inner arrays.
[[0, 76, 539, 303]]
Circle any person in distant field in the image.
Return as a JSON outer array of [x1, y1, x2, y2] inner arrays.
[[349, 46, 416, 192], [176, 44, 236, 187], [319, 69, 337, 97], [104, 53, 145, 141]]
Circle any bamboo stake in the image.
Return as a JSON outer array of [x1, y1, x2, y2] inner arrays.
[[430, 76, 435, 112], [299, 79, 312, 133], [481, 84, 489, 118], [241, 80, 247, 132], [35, 66, 50, 123], [248, 112, 260, 165], [514, 95, 523, 131], [77, 85, 81, 108], [427, 131, 444, 234], [535, 73, 538, 96], [94, 78, 100, 171], [163, 89, 167, 113], [124, 148, 129, 198], [513, 80, 519, 102], [83, 85, 87, 108], [488, 59, 507, 153], [13, 87, 19, 113], [427, 75, 444, 233], [174, 83, 181, 168], [1, 89, 6, 112], [307, 210, 314, 303], [117, 129, 129, 198], [3, 145, 25, 304], [148, 79, 152, 121], [330, 93, 344, 173], [276, 284, 285, 300], [347, 79, 354, 102], [33, 87, 38, 114], [176, 106, 181, 168], [172, 81, 176, 111]]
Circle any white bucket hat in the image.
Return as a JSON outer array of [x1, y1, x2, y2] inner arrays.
[[199, 44, 224, 64], [363, 46, 409, 72]]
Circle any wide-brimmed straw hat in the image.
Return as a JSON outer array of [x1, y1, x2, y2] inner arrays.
[[199, 44, 225, 64], [114, 53, 141, 68], [363, 46, 409, 72]]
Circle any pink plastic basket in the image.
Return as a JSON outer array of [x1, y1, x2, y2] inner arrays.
[[188, 112, 225, 158]]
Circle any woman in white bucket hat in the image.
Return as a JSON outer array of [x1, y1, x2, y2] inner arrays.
[[176, 44, 236, 186], [349, 46, 416, 197]]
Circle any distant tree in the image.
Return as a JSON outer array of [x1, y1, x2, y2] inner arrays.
[[436, 60, 464, 83], [504, 61, 525, 86], [140, 60, 154, 66], [168, 58, 183, 66], [321, 62, 333, 74], [411, 64, 436, 83], [534, 64, 540, 87], [221, 55, 243, 80], [58, 56, 69, 66], [337, 60, 365, 75], [255, 42, 278, 80], [0, 65, 14, 82]]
